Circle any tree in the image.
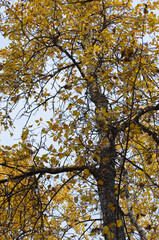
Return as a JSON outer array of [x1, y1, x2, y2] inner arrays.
[[0, 0, 158, 239]]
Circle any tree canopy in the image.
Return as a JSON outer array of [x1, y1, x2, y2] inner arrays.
[[0, 0, 159, 239]]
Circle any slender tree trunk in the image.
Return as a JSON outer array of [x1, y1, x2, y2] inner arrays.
[[92, 143, 125, 240], [97, 164, 125, 239], [86, 59, 125, 239]]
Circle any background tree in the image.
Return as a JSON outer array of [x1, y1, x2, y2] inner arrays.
[[0, 0, 159, 239]]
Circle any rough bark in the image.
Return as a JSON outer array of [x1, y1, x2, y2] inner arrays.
[[92, 143, 125, 240], [87, 68, 125, 239]]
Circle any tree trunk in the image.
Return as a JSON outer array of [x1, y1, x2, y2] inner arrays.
[[93, 145, 125, 240], [86, 59, 125, 239]]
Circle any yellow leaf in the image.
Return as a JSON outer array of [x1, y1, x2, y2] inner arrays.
[[0, 63, 3, 70], [108, 203, 116, 211], [21, 129, 29, 140], [88, 76, 94, 82], [88, 139, 93, 145], [116, 220, 122, 228], [42, 128, 48, 134], [93, 155, 100, 163], [48, 144, 53, 151], [102, 157, 109, 163], [90, 227, 101, 236], [67, 220, 72, 226], [84, 169, 90, 175], [77, 99, 85, 104], [64, 82, 72, 89], [97, 179, 104, 185], [74, 196, 78, 203], [74, 86, 83, 94], [109, 222, 116, 228], [73, 110, 80, 116], [102, 225, 109, 234]]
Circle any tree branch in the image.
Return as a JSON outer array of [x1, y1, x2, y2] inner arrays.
[[134, 120, 159, 145], [124, 170, 147, 240], [119, 103, 159, 131], [0, 165, 96, 184], [118, 103, 159, 145], [119, 155, 159, 188], [134, 104, 159, 121]]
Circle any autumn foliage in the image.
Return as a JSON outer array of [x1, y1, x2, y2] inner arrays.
[[0, 0, 159, 239]]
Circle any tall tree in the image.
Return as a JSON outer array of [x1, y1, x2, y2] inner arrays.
[[0, 0, 158, 239]]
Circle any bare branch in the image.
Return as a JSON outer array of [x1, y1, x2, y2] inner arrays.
[[0, 165, 97, 184], [124, 170, 147, 240]]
